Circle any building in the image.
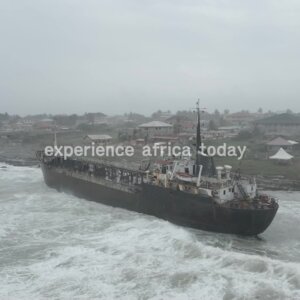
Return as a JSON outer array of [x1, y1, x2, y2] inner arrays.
[[165, 115, 196, 134], [138, 121, 173, 139], [266, 137, 295, 152], [85, 134, 112, 144], [13, 117, 35, 131], [225, 111, 262, 126], [255, 113, 300, 137], [218, 126, 241, 138], [34, 118, 55, 130], [151, 136, 178, 144]]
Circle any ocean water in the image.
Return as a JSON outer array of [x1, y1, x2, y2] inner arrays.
[[0, 163, 299, 300]]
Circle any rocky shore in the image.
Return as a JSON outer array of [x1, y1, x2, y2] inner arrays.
[[256, 176, 300, 191]]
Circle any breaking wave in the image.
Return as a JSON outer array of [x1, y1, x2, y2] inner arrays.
[[0, 163, 299, 299]]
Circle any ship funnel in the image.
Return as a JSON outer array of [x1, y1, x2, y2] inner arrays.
[[224, 165, 232, 180], [216, 166, 224, 180]]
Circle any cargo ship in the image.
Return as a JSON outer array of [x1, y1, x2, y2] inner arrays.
[[37, 103, 278, 235]]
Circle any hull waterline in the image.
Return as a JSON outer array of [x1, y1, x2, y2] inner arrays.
[[41, 164, 278, 236]]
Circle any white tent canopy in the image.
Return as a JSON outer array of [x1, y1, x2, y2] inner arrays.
[[269, 147, 294, 160]]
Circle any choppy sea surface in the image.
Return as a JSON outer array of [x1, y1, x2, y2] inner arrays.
[[0, 163, 299, 300]]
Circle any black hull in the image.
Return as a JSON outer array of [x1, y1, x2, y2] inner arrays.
[[41, 165, 278, 236]]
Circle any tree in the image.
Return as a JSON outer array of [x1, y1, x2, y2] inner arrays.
[[0, 113, 9, 121], [208, 120, 218, 131], [53, 114, 78, 127], [86, 113, 95, 125], [77, 123, 92, 131], [132, 128, 138, 139], [214, 109, 220, 116], [151, 110, 162, 119], [69, 114, 78, 126], [253, 125, 263, 137], [219, 117, 230, 127], [236, 130, 252, 140]]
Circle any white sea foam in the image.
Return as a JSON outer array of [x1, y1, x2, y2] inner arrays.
[[0, 165, 299, 299]]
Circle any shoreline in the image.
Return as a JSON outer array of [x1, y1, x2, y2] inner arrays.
[[0, 157, 39, 167], [1, 157, 299, 191]]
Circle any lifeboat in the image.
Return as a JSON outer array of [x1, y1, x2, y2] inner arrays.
[[176, 172, 196, 183]]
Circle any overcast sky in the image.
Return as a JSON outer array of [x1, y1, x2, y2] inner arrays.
[[1, 0, 300, 116]]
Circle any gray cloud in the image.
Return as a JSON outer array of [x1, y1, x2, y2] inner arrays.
[[0, 0, 300, 115]]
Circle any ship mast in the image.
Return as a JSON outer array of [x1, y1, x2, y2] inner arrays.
[[195, 99, 202, 172]]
